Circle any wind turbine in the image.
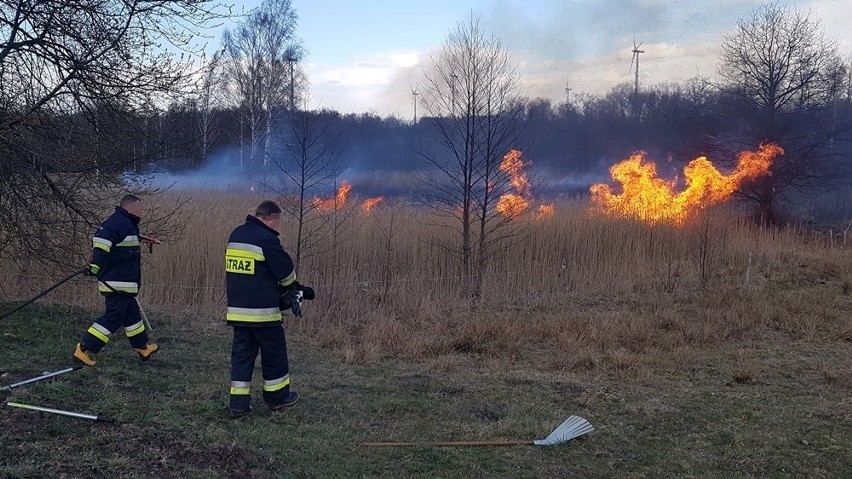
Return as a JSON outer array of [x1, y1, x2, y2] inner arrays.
[[411, 87, 419, 123], [629, 37, 645, 118], [629, 37, 645, 98]]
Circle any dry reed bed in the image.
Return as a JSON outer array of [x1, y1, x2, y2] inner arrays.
[[1, 192, 849, 374]]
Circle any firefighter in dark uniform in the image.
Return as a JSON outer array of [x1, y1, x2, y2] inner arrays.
[[73, 194, 159, 366], [225, 200, 314, 418]]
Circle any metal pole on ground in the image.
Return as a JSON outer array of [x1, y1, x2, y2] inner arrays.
[[0, 365, 82, 392], [6, 401, 115, 423]]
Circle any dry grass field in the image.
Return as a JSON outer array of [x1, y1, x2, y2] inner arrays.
[[2, 191, 849, 376], [1, 191, 850, 477]]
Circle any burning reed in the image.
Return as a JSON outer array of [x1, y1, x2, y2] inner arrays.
[[590, 144, 784, 224], [0, 190, 848, 375]]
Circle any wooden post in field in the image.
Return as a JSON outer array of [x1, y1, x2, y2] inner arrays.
[[830, 230, 834, 249], [745, 250, 752, 286]]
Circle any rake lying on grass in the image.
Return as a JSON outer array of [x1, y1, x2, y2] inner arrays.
[[362, 415, 594, 447]]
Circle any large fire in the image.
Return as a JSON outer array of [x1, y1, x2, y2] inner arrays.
[[313, 181, 352, 212], [589, 143, 783, 224], [496, 149, 531, 218]]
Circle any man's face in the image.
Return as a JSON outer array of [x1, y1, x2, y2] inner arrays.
[[261, 213, 281, 231], [125, 200, 143, 218]]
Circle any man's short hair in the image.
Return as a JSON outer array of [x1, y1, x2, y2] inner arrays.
[[256, 200, 282, 218], [120, 194, 141, 208]]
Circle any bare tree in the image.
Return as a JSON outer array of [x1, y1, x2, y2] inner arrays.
[[717, 2, 850, 223], [415, 15, 524, 287], [274, 107, 343, 267], [219, 0, 303, 173], [191, 54, 224, 167], [846, 56, 852, 102], [0, 0, 227, 265]]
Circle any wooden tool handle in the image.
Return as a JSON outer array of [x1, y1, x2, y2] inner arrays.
[[361, 440, 534, 447]]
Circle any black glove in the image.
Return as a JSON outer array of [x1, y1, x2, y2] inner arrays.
[[279, 287, 302, 317], [297, 284, 315, 300], [83, 263, 100, 276]]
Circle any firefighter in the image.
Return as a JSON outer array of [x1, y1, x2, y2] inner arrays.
[[225, 200, 314, 418], [73, 194, 159, 366]]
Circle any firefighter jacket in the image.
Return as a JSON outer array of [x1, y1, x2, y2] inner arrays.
[[90, 206, 142, 296], [225, 215, 297, 326]]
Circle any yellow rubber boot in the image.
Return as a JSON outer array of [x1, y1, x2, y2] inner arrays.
[[134, 343, 159, 361], [73, 343, 96, 367]]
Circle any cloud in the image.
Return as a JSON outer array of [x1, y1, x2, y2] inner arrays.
[[374, 38, 721, 118], [510, 40, 720, 103], [305, 0, 850, 118], [343, 0, 746, 117], [804, 0, 852, 49], [305, 50, 422, 114]]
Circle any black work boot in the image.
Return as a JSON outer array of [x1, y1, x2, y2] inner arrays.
[[228, 406, 252, 419], [269, 390, 299, 411]]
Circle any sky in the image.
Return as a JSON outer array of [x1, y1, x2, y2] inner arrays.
[[211, 0, 852, 118]]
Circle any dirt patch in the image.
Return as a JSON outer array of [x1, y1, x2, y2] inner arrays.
[[0, 413, 272, 477]]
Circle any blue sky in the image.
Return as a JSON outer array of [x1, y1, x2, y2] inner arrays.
[[211, 0, 852, 117]]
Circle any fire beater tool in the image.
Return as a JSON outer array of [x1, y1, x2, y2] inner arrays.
[[136, 298, 153, 333], [361, 415, 594, 447], [6, 401, 115, 423], [0, 267, 88, 321]]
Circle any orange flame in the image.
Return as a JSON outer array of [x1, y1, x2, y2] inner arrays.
[[589, 143, 783, 224], [534, 203, 555, 219], [313, 181, 352, 212], [500, 149, 530, 196], [496, 193, 529, 218], [496, 149, 531, 218], [362, 196, 384, 213]]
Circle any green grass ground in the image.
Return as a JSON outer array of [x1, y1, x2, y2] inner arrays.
[[1, 303, 850, 478]]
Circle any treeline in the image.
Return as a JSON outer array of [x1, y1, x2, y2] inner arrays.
[[152, 81, 728, 177], [149, 77, 852, 188]]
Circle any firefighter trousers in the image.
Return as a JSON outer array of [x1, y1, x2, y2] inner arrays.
[[80, 294, 149, 353], [229, 325, 291, 412]]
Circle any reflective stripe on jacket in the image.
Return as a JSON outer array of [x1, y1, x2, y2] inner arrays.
[[90, 207, 141, 296], [225, 215, 296, 326]]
